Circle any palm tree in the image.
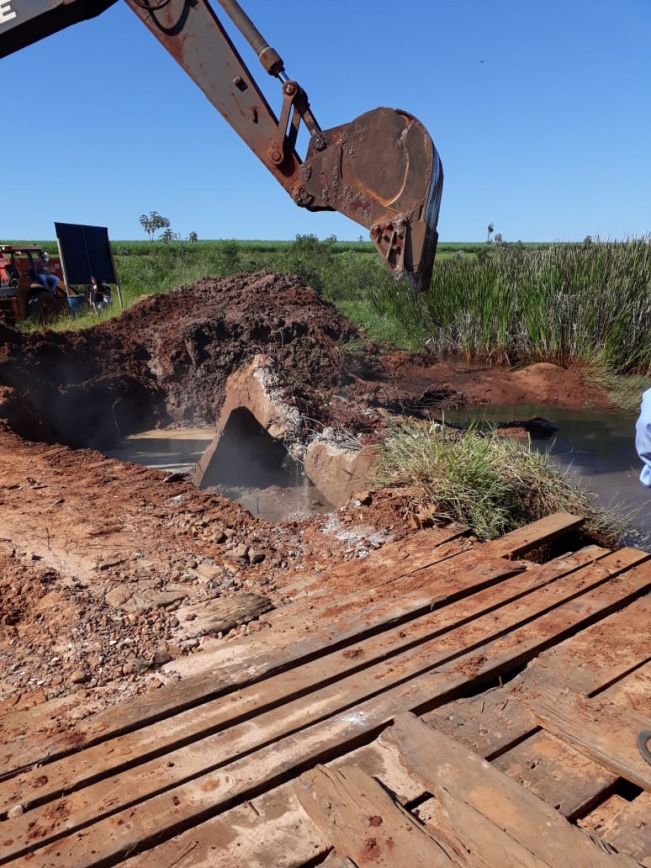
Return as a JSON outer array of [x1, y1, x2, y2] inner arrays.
[[486, 223, 495, 243]]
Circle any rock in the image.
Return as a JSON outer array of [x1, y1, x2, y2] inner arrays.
[[7, 804, 24, 819], [121, 661, 138, 676], [105, 585, 134, 609], [70, 669, 88, 684], [304, 437, 376, 508], [231, 543, 250, 561], [248, 549, 265, 565], [151, 650, 173, 666], [194, 563, 222, 583]]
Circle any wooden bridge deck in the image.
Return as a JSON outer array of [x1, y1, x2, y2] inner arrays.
[[0, 512, 649, 866]]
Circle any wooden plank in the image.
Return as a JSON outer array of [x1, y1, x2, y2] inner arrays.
[[531, 686, 651, 791], [594, 793, 651, 866], [122, 739, 422, 868], [274, 527, 472, 608], [430, 618, 651, 825], [0, 554, 525, 780], [579, 794, 630, 837], [263, 537, 476, 631], [493, 731, 618, 817], [294, 764, 454, 867], [9, 557, 651, 866], [170, 545, 606, 681], [168, 544, 509, 681], [424, 589, 651, 759], [0, 550, 631, 817], [487, 511, 585, 557], [278, 524, 469, 597], [10, 536, 602, 777], [385, 712, 637, 867], [597, 662, 651, 716], [182, 546, 609, 675], [123, 584, 648, 868]]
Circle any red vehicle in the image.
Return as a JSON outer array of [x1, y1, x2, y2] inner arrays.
[[0, 245, 68, 325]]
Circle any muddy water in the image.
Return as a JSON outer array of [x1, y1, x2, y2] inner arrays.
[[214, 479, 331, 522], [446, 404, 651, 548], [104, 428, 332, 522], [104, 428, 216, 475]]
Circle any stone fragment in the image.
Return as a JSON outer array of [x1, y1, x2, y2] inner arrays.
[[248, 549, 265, 565], [232, 543, 250, 562]]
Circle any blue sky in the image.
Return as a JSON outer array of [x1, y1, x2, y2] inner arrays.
[[3, 0, 650, 241]]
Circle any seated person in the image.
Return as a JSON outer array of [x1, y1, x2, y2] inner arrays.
[[635, 388, 651, 488], [33, 253, 60, 295], [89, 275, 113, 311]]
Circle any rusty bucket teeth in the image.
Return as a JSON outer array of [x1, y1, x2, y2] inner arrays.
[[303, 107, 443, 290]]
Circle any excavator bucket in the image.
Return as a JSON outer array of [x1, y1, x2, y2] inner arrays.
[[302, 107, 443, 291]]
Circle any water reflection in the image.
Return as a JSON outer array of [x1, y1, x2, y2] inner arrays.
[[445, 404, 651, 547]]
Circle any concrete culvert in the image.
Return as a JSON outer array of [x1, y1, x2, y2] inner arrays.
[[201, 407, 302, 490]]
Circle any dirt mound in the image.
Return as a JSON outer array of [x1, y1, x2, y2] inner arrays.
[[0, 272, 356, 447]]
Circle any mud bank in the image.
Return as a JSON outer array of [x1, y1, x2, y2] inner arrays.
[[0, 272, 356, 448], [0, 272, 610, 451]]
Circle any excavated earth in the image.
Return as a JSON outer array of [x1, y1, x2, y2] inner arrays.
[[0, 271, 612, 716]]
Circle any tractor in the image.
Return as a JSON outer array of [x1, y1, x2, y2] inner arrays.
[[0, 245, 68, 326]]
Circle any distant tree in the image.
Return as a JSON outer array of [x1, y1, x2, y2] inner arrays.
[[583, 235, 593, 245], [160, 228, 178, 244], [494, 232, 503, 245], [139, 211, 171, 244], [486, 223, 495, 244], [188, 231, 199, 243]]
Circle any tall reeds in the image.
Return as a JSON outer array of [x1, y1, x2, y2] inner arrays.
[[418, 239, 651, 373]]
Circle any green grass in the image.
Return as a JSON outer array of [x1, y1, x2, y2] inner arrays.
[[7, 236, 651, 382], [377, 418, 623, 545], [417, 240, 651, 375]]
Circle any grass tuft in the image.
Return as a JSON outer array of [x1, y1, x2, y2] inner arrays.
[[377, 418, 623, 545]]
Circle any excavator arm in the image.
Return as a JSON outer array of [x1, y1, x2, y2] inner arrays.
[[1, 0, 443, 290]]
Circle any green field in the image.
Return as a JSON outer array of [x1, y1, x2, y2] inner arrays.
[[6, 236, 651, 387]]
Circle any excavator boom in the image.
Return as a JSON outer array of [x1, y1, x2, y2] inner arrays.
[[1, 0, 443, 289]]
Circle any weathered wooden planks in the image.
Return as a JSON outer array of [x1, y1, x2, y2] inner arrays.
[[586, 793, 651, 866], [531, 684, 651, 791], [0, 549, 635, 822], [385, 712, 638, 867], [2, 542, 609, 786], [131, 592, 651, 868], [7, 556, 651, 865], [294, 765, 455, 867], [0, 552, 518, 778], [494, 730, 618, 818], [424, 590, 651, 759]]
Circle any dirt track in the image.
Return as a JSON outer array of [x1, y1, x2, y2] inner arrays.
[[0, 272, 612, 713], [0, 423, 416, 711]]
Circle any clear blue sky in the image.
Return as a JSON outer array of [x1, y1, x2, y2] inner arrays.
[[3, 0, 650, 241]]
